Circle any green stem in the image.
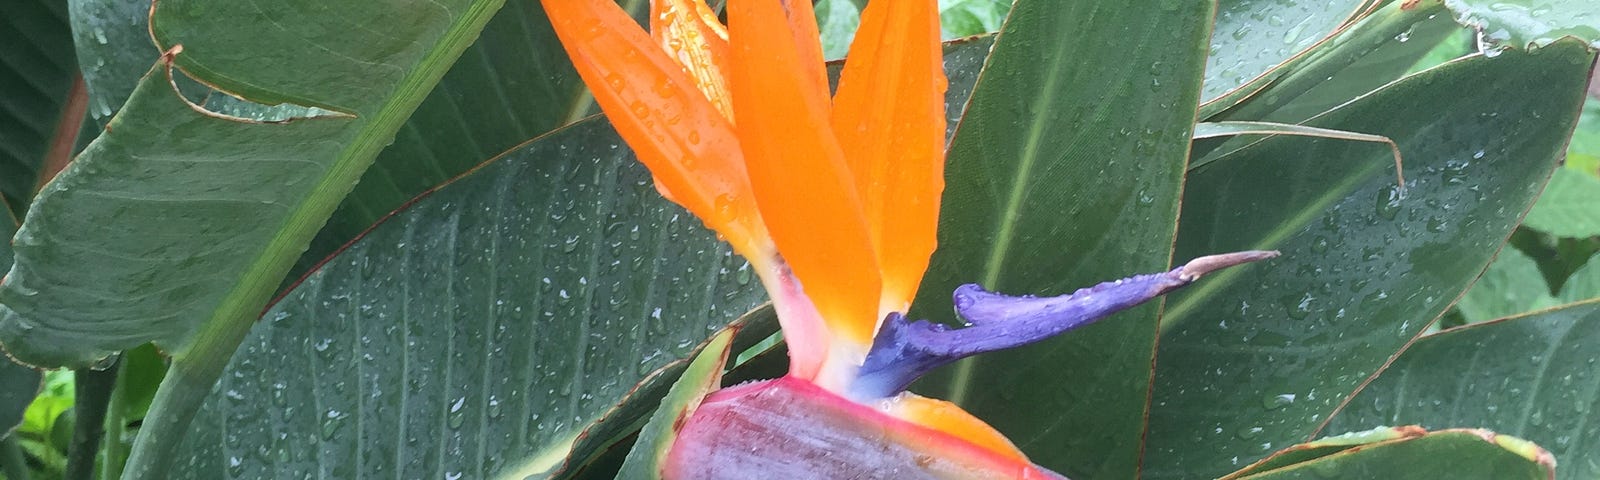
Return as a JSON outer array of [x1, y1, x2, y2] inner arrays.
[[118, 359, 220, 480], [0, 435, 29, 480], [66, 364, 119, 480]]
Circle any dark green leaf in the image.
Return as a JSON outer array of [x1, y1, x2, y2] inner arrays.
[[907, 1, 1213, 477], [301, 1, 636, 276], [1200, 0, 1369, 111], [1230, 429, 1554, 479], [162, 118, 769, 479], [0, 0, 78, 218], [1445, 0, 1600, 50], [1222, 2, 1464, 123], [1456, 246, 1560, 322], [616, 328, 735, 480], [0, 358, 40, 438], [0, 0, 506, 368], [1523, 168, 1600, 237], [70, 0, 159, 128], [1146, 42, 1595, 478], [1326, 301, 1600, 479]]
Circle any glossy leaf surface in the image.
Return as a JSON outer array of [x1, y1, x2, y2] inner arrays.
[[162, 118, 769, 479], [1147, 43, 1595, 478], [1446, 0, 1600, 50], [908, 0, 1214, 477], [1326, 300, 1600, 480], [1232, 429, 1554, 479], [0, 0, 78, 217], [1200, 0, 1370, 111], [302, 1, 642, 274], [0, 0, 505, 368]]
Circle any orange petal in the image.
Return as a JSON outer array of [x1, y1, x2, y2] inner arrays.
[[778, 0, 831, 100], [543, 0, 768, 259], [649, 0, 733, 119], [830, 0, 947, 315], [727, 1, 880, 360], [882, 393, 1029, 464]]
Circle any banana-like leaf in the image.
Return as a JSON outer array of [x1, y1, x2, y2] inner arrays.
[[1447, 0, 1600, 50], [0, 0, 504, 368], [1, 0, 80, 218], [906, 0, 1213, 477], [1201, 0, 1373, 109], [161, 30, 1000, 479], [1326, 300, 1600, 479], [161, 117, 771, 479], [1225, 428, 1554, 479], [301, 1, 646, 275], [1145, 42, 1595, 478]]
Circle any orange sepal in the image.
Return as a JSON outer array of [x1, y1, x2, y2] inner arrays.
[[649, 0, 733, 119], [542, 0, 767, 259], [882, 393, 1028, 463], [830, 0, 947, 315], [727, 1, 880, 359]]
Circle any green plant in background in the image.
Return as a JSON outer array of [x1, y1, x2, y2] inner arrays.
[[0, 0, 1598, 479]]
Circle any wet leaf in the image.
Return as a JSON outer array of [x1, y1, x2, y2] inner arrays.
[[0, 0, 79, 217], [1146, 42, 1595, 478], [162, 118, 772, 479], [1200, 0, 1370, 112], [1326, 300, 1600, 480], [0, 0, 506, 368], [1228, 428, 1554, 479], [907, 0, 1213, 477], [1445, 0, 1600, 50]]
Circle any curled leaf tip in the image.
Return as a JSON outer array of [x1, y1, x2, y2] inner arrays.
[[852, 250, 1277, 399]]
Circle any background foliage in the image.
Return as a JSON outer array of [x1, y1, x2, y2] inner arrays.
[[2, 0, 1599, 479]]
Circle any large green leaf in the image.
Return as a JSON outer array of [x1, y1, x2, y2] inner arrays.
[[1200, 0, 1371, 111], [1145, 43, 1595, 478], [1446, 0, 1600, 50], [300, 1, 640, 274], [1325, 300, 1600, 479], [1229, 429, 1554, 479], [0, 0, 79, 218], [1211, 1, 1463, 123], [0, 0, 503, 368], [906, 0, 1213, 478], [162, 117, 768, 479], [161, 31, 1000, 479], [0, 358, 39, 439], [69, 0, 159, 129]]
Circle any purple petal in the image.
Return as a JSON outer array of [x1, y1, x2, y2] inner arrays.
[[852, 251, 1278, 399]]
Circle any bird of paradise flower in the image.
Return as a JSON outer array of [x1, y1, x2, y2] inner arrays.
[[543, 0, 1274, 477]]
